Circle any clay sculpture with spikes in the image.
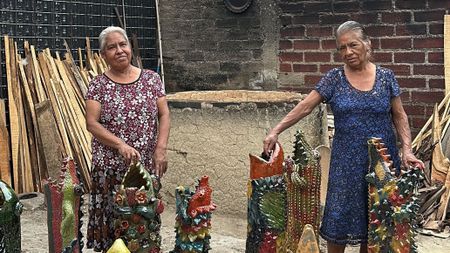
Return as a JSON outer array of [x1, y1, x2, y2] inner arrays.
[[171, 175, 217, 253], [247, 130, 321, 253], [366, 137, 424, 253], [112, 162, 164, 253], [247, 142, 286, 253], [283, 130, 321, 252], [43, 157, 84, 253]]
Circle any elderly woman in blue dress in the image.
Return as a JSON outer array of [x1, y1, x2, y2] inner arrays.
[[263, 21, 424, 253]]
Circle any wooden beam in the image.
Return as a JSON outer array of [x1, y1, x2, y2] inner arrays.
[[0, 100, 11, 186], [35, 100, 64, 180], [444, 15, 450, 95]]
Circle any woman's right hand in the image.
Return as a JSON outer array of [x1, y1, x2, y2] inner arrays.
[[117, 142, 141, 165], [263, 131, 279, 156]]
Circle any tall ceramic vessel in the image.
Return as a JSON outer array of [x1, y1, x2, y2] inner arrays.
[[366, 137, 423, 253], [113, 162, 164, 253], [43, 157, 84, 253], [0, 180, 23, 253]]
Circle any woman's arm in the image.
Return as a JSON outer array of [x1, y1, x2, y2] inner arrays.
[[391, 96, 424, 169], [153, 96, 170, 177], [85, 99, 141, 163], [263, 90, 323, 154]]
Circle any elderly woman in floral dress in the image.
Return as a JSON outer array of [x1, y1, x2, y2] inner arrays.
[[85, 26, 170, 252]]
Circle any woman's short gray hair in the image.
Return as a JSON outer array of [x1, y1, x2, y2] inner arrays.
[[336, 21, 370, 43], [99, 26, 129, 52]]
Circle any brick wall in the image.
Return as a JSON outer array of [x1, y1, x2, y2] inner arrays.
[[159, 0, 279, 91], [278, 0, 449, 135], [0, 0, 158, 102]]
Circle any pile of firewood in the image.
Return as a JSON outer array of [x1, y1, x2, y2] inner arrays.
[[0, 36, 107, 193], [413, 93, 450, 236]]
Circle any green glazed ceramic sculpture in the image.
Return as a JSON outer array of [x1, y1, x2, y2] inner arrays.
[[0, 179, 23, 253], [113, 162, 164, 253]]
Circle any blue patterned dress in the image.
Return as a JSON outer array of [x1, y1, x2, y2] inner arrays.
[[315, 66, 401, 245]]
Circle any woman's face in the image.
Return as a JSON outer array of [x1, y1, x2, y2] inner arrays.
[[337, 31, 371, 69], [101, 32, 132, 70]]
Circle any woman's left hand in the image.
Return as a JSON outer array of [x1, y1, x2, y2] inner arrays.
[[402, 151, 425, 170], [153, 147, 168, 177]]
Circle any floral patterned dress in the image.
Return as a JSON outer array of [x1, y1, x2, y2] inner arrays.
[[315, 66, 401, 245], [85, 69, 165, 251]]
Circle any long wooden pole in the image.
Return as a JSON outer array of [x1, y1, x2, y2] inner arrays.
[[0, 100, 11, 185]]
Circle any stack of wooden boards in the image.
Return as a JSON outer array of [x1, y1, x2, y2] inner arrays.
[[411, 15, 450, 236], [0, 36, 107, 193]]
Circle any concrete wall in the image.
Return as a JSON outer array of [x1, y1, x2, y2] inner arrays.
[[161, 91, 328, 216], [159, 0, 279, 91]]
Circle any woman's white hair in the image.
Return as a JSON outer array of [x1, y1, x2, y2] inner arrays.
[[98, 26, 129, 52]]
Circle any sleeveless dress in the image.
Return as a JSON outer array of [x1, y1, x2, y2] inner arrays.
[[315, 66, 401, 245], [85, 69, 165, 251]]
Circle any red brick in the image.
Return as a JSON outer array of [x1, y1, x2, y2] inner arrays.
[[383, 64, 411, 76], [319, 64, 340, 73], [414, 10, 446, 22], [429, 78, 444, 89], [403, 104, 425, 116], [321, 39, 337, 50], [304, 2, 332, 13], [279, 63, 292, 72], [280, 26, 305, 38], [279, 52, 303, 62], [396, 0, 426, 9], [292, 14, 320, 25], [365, 25, 394, 37], [280, 3, 305, 14], [411, 91, 445, 104], [373, 52, 392, 63], [400, 91, 411, 102], [380, 38, 412, 49], [428, 52, 444, 63], [414, 38, 444, 49], [362, 1, 392, 10], [306, 26, 333, 38], [305, 52, 331, 62], [293, 40, 320, 50], [397, 77, 426, 88], [293, 64, 318, 73], [304, 75, 322, 85], [350, 13, 379, 24], [332, 1, 360, 13], [395, 24, 427, 36], [410, 117, 428, 130], [333, 52, 342, 62], [413, 64, 443, 76], [319, 14, 351, 25], [381, 12, 412, 23], [279, 40, 293, 50], [394, 52, 425, 63], [429, 23, 443, 35], [371, 39, 380, 50], [429, 1, 450, 8]]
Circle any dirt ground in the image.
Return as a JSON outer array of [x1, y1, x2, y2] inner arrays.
[[18, 193, 450, 253]]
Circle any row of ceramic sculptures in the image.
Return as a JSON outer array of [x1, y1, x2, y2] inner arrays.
[[246, 131, 424, 253], [0, 131, 422, 252], [41, 158, 216, 253]]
